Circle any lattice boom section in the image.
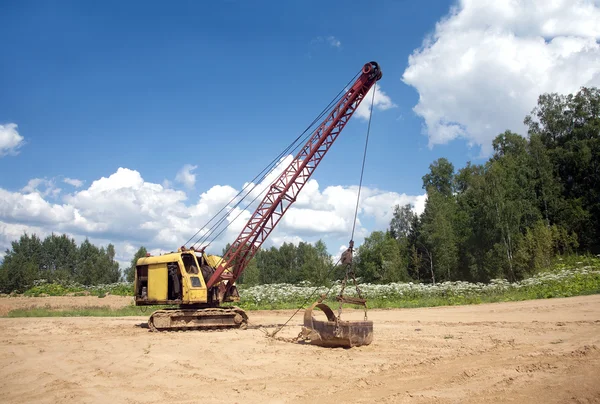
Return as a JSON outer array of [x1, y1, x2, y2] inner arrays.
[[206, 71, 377, 289]]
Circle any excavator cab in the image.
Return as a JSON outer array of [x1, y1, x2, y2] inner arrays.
[[134, 250, 208, 305]]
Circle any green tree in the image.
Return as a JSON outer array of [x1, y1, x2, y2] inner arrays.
[[0, 234, 42, 293], [513, 221, 553, 276], [238, 257, 260, 285], [355, 231, 410, 283], [257, 246, 283, 284], [278, 242, 299, 283], [420, 189, 458, 282], [389, 204, 416, 240], [126, 246, 148, 282], [98, 243, 120, 284], [453, 162, 492, 281], [483, 131, 542, 280], [419, 156, 459, 282], [75, 239, 100, 285], [39, 233, 78, 282], [422, 158, 455, 197], [525, 87, 600, 251], [299, 240, 331, 285]]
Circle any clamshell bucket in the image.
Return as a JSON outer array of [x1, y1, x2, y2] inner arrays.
[[301, 301, 373, 348]]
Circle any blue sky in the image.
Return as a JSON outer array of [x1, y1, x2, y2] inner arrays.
[[1, 0, 598, 266], [1, 0, 464, 194]]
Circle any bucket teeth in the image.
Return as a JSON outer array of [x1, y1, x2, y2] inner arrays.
[[302, 301, 373, 348]]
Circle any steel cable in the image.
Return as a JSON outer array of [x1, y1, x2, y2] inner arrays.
[[268, 82, 378, 339], [184, 69, 362, 249]]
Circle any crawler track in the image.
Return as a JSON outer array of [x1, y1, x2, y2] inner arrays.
[[147, 306, 248, 332]]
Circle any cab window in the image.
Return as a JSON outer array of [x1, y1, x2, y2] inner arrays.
[[181, 254, 199, 274], [190, 276, 201, 287]]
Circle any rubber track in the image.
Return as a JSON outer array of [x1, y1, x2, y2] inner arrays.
[[148, 306, 249, 332]]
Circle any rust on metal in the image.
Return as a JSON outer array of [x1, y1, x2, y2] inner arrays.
[[301, 301, 373, 348]]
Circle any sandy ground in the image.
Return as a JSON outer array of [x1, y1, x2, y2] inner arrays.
[[0, 295, 599, 404], [0, 295, 133, 316]]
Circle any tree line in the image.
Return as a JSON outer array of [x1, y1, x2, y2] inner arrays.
[[355, 87, 599, 284], [1, 87, 598, 292], [0, 233, 120, 293]]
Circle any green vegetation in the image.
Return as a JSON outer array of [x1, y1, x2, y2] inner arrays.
[[4, 260, 598, 318], [233, 260, 600, 310], [6, 305, 168, 318], [22, 280, 133, 297], [221, 240, 333, 286], [0, 234, 121, 293], [354, 87, 600, 285]]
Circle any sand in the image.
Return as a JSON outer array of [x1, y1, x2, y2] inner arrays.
[[0, 295, 133, 316], [1, 295, 599, 403]]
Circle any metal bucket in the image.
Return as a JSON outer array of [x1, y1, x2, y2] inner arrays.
[[301, 301, 373, 348]]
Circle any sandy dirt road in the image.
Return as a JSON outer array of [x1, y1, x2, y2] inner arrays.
[[1, 295, 599, 404]]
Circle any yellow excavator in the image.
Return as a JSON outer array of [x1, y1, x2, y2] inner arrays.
[[133, 61, 382, 346], [134, 248, 248, 331]]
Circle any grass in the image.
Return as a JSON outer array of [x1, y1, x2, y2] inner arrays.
[[3, 257, 600, 318], [6, 305, 171, 318], [231, 279, 600, 311]]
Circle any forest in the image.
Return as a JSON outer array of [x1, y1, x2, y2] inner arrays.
[[0, 87, 598, 293], [0, 234, 120, 292]]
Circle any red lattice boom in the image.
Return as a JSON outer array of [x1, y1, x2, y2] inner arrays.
[[206, 61, 382, 292]]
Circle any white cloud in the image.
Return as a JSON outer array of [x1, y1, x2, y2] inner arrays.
[[21, 178, 45, 194], [270, 235, 304, 248], [0, 221, 50, 262], [63, 177, 84, 188], [21, 178, 61, 198], [0, 123, 25, 157], [355, 85, 397, 121], [175, 164, 198, 189], [402, 0, 600, 155], [281, 178, 425, 239], [0, 164, 424, 266], [326, 36, 341, 48], [283, 208, 348, 234], [311, 35, 342, 48]]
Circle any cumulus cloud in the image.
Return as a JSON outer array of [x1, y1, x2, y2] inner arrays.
[[355, 85, 397, 121], [175, 164, 198, 189], [63, 177, 84, 188], [0, 123, 25, 157], [0, 164, 424, 267], [0, 221, 48, 260], [402, 0, 600, 155], [283, 177, 425, 239]]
